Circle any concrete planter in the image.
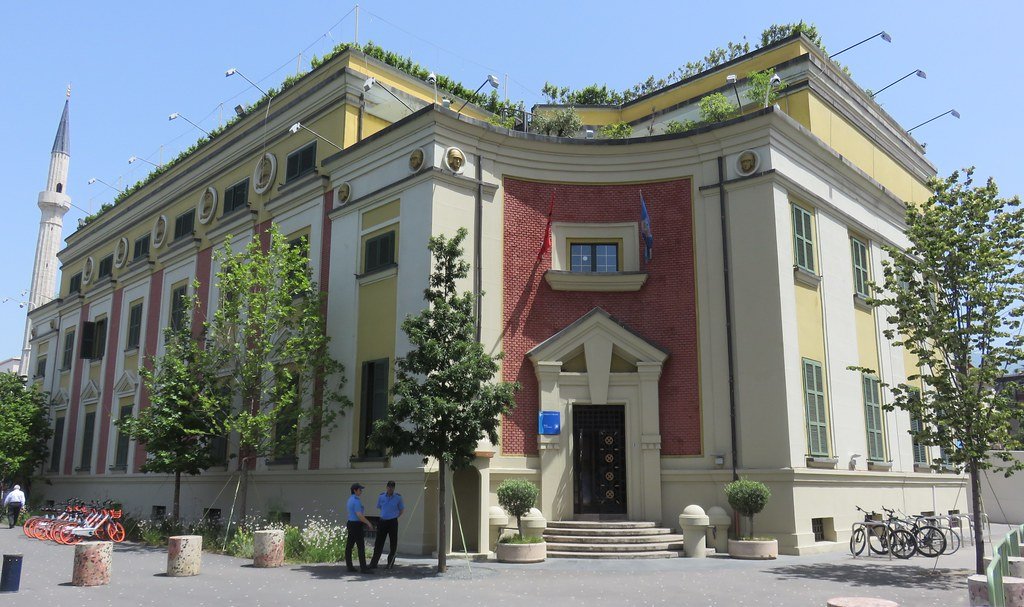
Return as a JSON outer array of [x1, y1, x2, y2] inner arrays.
[[496, 541, 546, 563], [728, 538, 778, 560]]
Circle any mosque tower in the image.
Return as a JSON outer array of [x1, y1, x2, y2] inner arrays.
[[21, 90, 73, 367]]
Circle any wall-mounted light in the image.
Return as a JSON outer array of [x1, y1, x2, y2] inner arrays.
[[830, 30, 891, 59], [168, 112, 211, 137], [907, 109, 960, 133], [87, 177, 123, 193], [870, 69, 926, 98], [128, 155, 162, 168], [225, 67, 268, 96], [363, 77, 415, 115], [456, 74, 500, 115], [234, 105, 246, 117]]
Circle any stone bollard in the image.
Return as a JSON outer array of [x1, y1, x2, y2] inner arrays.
[[521, 508, 547, 540], [167, 535, 203, 577], [826, 599, 898, 607], [706, 506, 731, 555], [678, 505, 709, 558], [488, 506, 510, 551], [970, 574, 1024, 607], [985, 556, 1024, 579], [253, 529, 285, 568], [72, 541, 112, 587]]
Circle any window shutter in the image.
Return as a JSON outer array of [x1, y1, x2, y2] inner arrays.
[[80, 321, 95, 359]]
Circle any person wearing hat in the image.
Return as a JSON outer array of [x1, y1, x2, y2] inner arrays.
[[369, 480, 404, 569], [3, 484, 26, 529], [345, 483, 375, 573]]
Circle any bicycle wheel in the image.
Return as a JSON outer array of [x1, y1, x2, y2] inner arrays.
[[22, 517, 38, 537], [943, 528, 961, 555], [850, 527, 867, 556], [915, 526, 946, 557], [890, 529, 915, 559], [868, 527, 889, 555], [107, 521, 126, 542]]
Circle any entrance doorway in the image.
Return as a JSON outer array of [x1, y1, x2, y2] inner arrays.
[[573, 405, 626, 518]]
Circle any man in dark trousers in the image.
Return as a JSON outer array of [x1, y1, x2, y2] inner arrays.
[[3, 484, 26, 529], [345, 483, 375, 573], [370, 480, 404, 569]]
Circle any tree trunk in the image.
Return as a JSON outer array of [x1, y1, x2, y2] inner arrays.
[[970, 459, 985, 575], [238, 465, 250, 520], [173, 471, 181, 520], [438, 462, 447, 573]]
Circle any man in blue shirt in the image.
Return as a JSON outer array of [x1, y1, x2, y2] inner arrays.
[[369, 480, 404, 569], [345, 483, 375, 573]]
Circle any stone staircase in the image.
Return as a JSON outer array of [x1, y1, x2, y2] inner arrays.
[[543, 520, 686, 559]]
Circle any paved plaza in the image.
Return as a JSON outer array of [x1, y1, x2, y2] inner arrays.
[[1, 525, 1010, 606]]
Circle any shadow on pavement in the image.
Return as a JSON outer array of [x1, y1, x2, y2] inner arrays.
[[772, 561, 970, 591], [296, 563, 444, 581]]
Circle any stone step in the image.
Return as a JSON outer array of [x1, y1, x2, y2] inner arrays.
[[541, 527, 674, 537], [547, 549, 685, 559], [545, 521, 657, 529], [545, 541, 686, 553], [543, 533, 686, 544]]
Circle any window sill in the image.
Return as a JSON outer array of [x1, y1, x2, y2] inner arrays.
[[277, 169, 322, 194], [913, 463, 933, 473], [853, 294, 873, 311], [350, 456, 389, 469], [74, 467, 92, 474], [806, 456, 838, 469], [123, 346, 139, 355], [940, 464, 959, 473], [544, 270, 647, 292], [265, 457, 298, 469], [108, 465, 127, 473], [357, 264, 398, 285], [793, 265, 821, 288], [867, 460, 893, 471]]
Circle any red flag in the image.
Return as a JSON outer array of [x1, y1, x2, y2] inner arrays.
[[536, 190, 555, 261]]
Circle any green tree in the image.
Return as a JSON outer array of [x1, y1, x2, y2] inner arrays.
[[866, 168, 1024, 573], [745, 69, 785, 108], [206, 225, 350, 518], [531, 107, 584, 137], [117, 290, 228, 520], [664, 120, 697, 135], [699, 93, 736, 123], [725, 479, 771, 539], [496, 479, 539, 537], [370, 228, 519, 572], [599, 121, 633, 139], [0, 372, 50, 490]]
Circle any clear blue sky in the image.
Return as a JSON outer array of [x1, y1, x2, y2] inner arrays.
[[1, 1, 1020, 357]]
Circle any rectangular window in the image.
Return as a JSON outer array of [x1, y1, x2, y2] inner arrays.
[[49, 416, 65, 473], [61, 330, 75, 370], [851, 237, 871, 298], [570, 242, 619, 273], [170, 284, 189, 333], [223, 179, 249, 214], [360, 359, 389, 456], [173, 209, 195, 241], [69, 272, 82, 295], [114, 404, 133, 470], [802, 359, 829, 457], [126, 301, 143, 349], [98, 255, 113, 279], [792, 204, 815, 273], [910, 417, 928, 465], [363, 231, 396, 274], [34, 355, 47, 379], [862, 375, 885, 461], [285, 141, 317, 182], [93, 318, 108, 360], [80, 410, 96, 471], [133, 234, 151, 260]]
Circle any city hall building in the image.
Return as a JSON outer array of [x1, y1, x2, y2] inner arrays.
[[24, 32, 967, 555]]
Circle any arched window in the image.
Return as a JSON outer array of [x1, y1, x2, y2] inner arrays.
[[56, 183, 63, 193]]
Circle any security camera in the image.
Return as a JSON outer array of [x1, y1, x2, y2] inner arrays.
[[770, 74, 782, 86], [427, 72, 436, 85], [363, 77, 375, 92]]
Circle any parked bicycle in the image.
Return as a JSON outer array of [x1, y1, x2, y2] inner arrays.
[[881, 507, 946, 558], [850, 506, 915, 559], [23, 499, 126, 544]]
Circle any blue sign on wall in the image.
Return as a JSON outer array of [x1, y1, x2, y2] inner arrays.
[[538, 410, 561, 435]]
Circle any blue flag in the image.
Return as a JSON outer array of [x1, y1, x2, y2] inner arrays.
[[640, 192, 653, 262]]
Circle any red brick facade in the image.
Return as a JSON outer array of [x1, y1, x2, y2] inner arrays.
[[501, 178, 699, 456]]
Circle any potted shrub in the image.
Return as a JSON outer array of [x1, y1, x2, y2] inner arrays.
[[495, 479, 545, 563], [725, 478, 777, 559]]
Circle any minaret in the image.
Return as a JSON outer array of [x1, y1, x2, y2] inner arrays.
[[21, 89, 73, 368]]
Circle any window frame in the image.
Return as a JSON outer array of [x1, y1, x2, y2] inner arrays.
[[792, 203, 816, 274], [360, 359, 390, 457], [69, 272, 83, 295], [801, 358, 829, 457], [113, 403, 134, 470], [285, 141, 317, 182], [97, 255, 114, 279], [61, 330, 75, 370], [223, 178, 250, 215], [862, 374, 886, 461], [173, 209, 196, 241], [133, 234, 151, 261], [568, 241, 621, 273], [363, 230, 396, 274], [79, 409, 96, 471], [169, 284, 189, 334], [126, 300, 144, 349], [34, 355, 47, 379], [851, 237, 871, 298], [49, 416, 65, 473]]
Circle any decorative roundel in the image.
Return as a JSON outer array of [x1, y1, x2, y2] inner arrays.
[[604, 453, 614, 463], [197, 187, 218, 225], [408, 148, 425, 172], [444, 147, 466, 174], [604, 435, 614, 445], [113, 237, 130, 268], [336, 182, 352, 206], [82, 256, 95, 284], [253, 153, 277, 194], [604, 490, 615, 499], [151, 215, 168, 249], [736, 149, 760, 176]]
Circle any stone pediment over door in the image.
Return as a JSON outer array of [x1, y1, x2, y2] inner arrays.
[[527, 307, 668, 404]]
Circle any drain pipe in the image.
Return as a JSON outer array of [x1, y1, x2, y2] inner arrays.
[[474, 154, 483, 341], [716, 155, 739, 482]]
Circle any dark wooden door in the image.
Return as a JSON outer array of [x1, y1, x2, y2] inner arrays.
[[573, 405, 626, 516]]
